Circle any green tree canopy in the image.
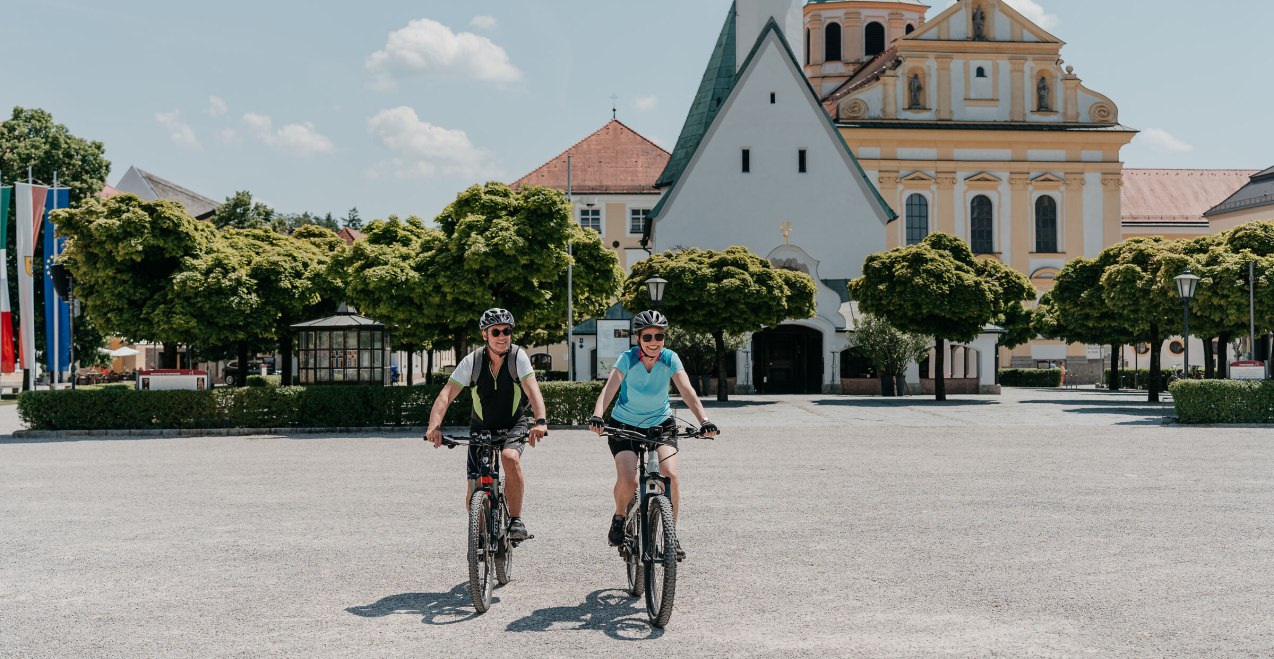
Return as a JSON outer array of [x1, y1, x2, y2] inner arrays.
[[851, 313, 931, 382], [621, 246, 817, 400], [425, 182, 622, 349], [0, 106, 110, 205], [850, 233, 1002, 400], [1097, 236, 1183, 401], [55, 194, 216, 345]]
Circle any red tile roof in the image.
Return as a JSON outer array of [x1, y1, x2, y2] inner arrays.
[[98, 183, 122, 199], [337, 227, 366, 245], [1121, 169, 1257, 224], [511, 119, 669, 195]]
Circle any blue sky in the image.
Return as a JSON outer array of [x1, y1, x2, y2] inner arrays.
[[1, 0, 1268, 222]]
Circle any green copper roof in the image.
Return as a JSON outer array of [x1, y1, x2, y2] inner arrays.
[[654, 3, 737, 190]]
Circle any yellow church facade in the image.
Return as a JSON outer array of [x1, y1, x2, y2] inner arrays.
[[803, 0, 1136, 375]]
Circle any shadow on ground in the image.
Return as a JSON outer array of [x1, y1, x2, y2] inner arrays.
[[810, 398, 999, 407], [346, 583, 488, 625], [505, 588, 662, 640]]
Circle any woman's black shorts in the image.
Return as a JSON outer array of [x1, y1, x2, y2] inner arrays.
[[607, 417, 677, 457]]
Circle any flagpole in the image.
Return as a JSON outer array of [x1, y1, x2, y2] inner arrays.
[[51, 171, 59, 389]]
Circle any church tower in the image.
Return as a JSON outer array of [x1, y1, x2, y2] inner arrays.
[[802, 0, 929, 97]]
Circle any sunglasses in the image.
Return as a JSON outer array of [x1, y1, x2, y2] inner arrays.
[[640, 333, 665, 342], [487, 327, 512, 337]]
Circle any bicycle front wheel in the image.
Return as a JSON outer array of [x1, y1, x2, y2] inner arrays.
[[624, 493, 643, 596], [467, 491, 495, 613], [643, 495, 677, 628]]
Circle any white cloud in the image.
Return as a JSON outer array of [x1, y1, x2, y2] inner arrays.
[[634, 95, 658, 112], [470, 15, 497, 30], [1138, 128, 1193, 154], [240, 112, 335, 157], [366, 18, 522, 89], [155, 111, 200, 148], [208, 96, 227, 117], [367, 106, 499, 179], [219, 128, 241, 144], [1002, 0, 1059, 30]]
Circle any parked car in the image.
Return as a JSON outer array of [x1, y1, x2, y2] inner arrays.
[[223, 358, 276, 385]]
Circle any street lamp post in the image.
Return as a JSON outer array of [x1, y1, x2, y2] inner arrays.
[[645, 276, 667, 309], [1174, 268, 1200, 378]]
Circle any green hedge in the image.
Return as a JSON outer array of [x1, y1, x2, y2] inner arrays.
[[17, 381, 606, 431], [1103, 369, 1171, 391], [998, 368, 1061, 387], [1170, 379, 1274, 424]]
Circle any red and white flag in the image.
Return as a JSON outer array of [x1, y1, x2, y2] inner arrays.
[[15, 182, 49, 375]]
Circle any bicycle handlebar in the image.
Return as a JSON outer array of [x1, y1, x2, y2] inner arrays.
[[439, 430, 531, 449], [599, 425, 713, 443]]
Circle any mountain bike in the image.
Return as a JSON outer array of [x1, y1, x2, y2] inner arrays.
[[440, 430, 531, 613], [600, 421, 711, 628]]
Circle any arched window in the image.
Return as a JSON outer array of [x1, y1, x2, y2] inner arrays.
[[905, 24, 915, 35], [976, 66, 987, 78], [1035, 196, 1058, 252], [824, 22, 842, 62], [970, 195, 993, 253], [865, 22, 885, 57], [905, 194, 929, 245]]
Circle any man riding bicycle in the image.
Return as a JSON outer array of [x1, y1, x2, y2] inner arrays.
[[427, 308, 549, 542], [589, 310, 718, 558]]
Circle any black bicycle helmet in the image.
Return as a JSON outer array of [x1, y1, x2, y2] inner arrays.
[[631, 310, 669, 331], [479, 308, 516, 330]]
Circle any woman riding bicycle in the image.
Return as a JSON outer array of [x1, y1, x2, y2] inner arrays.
[[589, 310, 718, 558]]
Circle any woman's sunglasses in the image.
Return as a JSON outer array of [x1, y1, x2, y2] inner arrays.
[[640, 333, 665, 342], [487, 327, 512, 337]]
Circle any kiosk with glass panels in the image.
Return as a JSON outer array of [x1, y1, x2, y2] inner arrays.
[[291, 307, 391, 385]]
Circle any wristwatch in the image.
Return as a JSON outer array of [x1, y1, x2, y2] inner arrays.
[[534, 418, 548, 426]]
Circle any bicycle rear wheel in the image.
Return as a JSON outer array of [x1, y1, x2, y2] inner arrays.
[[467, 491, 495, 612], [624, 494, 643, 596], [643, 495, 677, 628]]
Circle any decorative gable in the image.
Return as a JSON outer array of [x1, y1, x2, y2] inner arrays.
[[965, 172, 1002, 183], [1031, 173, 1066, 186], [900, 171, 937, 185], [906, 0, 1061, 44]]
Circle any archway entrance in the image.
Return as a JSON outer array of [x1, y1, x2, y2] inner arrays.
[[752, 325, 823, 394]]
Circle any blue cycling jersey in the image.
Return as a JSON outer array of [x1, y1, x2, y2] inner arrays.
[[610, 347, 684, 427]]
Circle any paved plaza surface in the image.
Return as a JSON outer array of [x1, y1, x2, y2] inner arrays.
[[3, 388, 1271, 657]]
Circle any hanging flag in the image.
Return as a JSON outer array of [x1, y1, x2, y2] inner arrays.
[[15, 182, 49, 377], [0, 184, 13, 373], [44, 187, 72, 377]]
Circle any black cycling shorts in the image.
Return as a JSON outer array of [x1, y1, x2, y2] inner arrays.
[[467, 418, 529, 477], [607, 417, 677, 457]]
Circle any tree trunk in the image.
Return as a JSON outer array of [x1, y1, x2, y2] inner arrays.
[[279, 334, 294, 386], [934, 337, 946, 401], [1147, 326, 1161, 403], [455, 331, 468, 361], [236, 341, 250, 388], [1202, 336, 1215, 379], [1108, 343, 1121, 391], [426, 350, 434, 384], [406, 349, 415, 386], [713, 329, 729, 402], [1217, 332, 1230, 379]]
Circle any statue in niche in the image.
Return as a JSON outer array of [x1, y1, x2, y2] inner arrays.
[[1037, 76, 1050, 111], [972, 6, 986, 40], [908, 74, 924, 109]]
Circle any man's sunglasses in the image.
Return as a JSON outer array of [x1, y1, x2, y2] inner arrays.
[[640, 333, 665, 342], [487, 327, 512, 337]]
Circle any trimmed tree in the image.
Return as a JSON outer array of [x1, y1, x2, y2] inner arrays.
[[851, 313, 931, 396], [850, 233, 998, 401], [1098, 237, 1184, 402], [424, 182, 622, 351], [1035, 255, 1135, 390], [621, 246, 817, 401]]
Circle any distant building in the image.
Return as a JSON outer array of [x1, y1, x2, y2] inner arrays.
[[112, 166, 221, 220]]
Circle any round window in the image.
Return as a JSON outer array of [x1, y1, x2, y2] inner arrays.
[[1168, 340, 1185, 355]]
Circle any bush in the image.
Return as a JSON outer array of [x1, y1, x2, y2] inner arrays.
[[998, 368, 1061, 387], [1170, 379, 1274, 424], [1103, 369, 1170, 391], [17, 381, 606, 431]]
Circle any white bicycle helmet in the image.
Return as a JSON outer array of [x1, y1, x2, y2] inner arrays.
[[632, 310, 669, 331], [479, 308, 516, 330]]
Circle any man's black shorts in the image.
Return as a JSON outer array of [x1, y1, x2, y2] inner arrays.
[[466, 418, 529, 477], [607, 417, 677, 457]]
